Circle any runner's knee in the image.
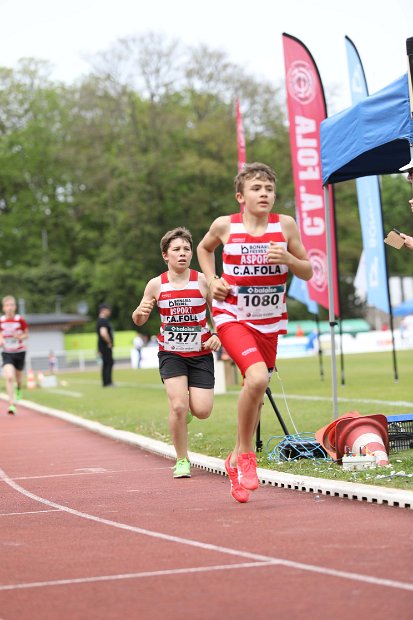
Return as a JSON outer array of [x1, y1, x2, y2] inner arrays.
[[244, 368, 268, 395], [191, 405, 212, 420], [169, 401, 189, 419]]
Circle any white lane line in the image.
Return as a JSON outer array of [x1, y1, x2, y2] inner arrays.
[[0, 561, 275, 591], [12, 468, 166, 482], [0, 509, 60, 517], [1, 467, 412, 593]]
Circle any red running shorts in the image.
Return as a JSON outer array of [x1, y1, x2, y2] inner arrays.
[[217, 322, 278, 377]]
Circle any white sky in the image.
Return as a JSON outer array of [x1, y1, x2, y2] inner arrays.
[[0, 0, 412, 112]]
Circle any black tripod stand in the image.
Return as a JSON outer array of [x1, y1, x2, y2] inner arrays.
[[256, 386, 290, 452], [257, 386, 327, 460]]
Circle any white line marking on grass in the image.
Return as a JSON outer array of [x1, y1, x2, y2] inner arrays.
[[0, 561, 275, 591], [1, 467, 412, 593], [280, 393, 413, 408], [44, 389, 82, 398], [65, 379, 164, 389]]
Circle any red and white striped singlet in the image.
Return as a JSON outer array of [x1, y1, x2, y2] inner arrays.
[[157, 269, 211, 357], [0, 314, 28, 352], [212, 212, 289, 334]]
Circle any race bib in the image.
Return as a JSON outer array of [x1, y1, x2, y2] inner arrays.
[[3, 332, 20, 351], [237, 285, 285, 321], [163, 325, 202, 352]]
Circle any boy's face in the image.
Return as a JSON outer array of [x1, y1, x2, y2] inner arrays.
[[163, 237, 192, 270], [236, 174, 276, 214], [3, 299, 16, 316]]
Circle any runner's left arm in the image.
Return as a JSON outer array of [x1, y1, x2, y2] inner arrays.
[[16, 318, 29, 341]]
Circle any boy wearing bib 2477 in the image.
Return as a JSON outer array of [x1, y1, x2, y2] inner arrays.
[[132, 227, 221, 479], [197, 163, 313, 503]]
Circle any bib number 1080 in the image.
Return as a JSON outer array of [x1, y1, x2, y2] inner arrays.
[[243, 293, 280, 307], [237, 285, 284, 320]]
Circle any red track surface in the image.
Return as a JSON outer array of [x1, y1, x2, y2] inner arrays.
[[1, 403, 412, 620]]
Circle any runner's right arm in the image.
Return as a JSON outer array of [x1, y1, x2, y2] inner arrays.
[[132, 277, 160, 326], [197, 216, 232, 301]]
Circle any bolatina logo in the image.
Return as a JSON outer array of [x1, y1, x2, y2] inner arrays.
[[287, 60, 316, 105]]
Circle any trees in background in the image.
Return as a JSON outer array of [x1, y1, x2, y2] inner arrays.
[[0, 34, 410, 332]]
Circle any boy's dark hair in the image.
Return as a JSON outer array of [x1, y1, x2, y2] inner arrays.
[[234, 162, 277, 194], [160, 227, 193, 255]]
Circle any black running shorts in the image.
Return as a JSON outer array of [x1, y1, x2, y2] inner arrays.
[[158, 351, 214, 389], [2, 351, 26, 371]]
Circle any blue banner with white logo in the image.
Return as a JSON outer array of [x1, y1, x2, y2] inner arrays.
[[345, 37, 390, 314]]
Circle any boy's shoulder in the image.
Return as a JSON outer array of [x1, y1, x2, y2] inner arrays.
[[146, 274, 162, 291], [278, 213, 294, 223], [279, 213, 297, 231], [211, 214, 231, 230]]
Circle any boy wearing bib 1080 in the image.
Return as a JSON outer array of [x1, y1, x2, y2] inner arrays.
[[197, 163, 313, 503], [132, 227, 221, 479]]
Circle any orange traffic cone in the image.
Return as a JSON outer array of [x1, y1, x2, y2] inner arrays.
[[335, 414, 389, 466], [26, 369, 36, 390], [315, 411, 362, 460]]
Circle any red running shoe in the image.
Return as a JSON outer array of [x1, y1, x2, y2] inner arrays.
[[224, 453, 250, 503], [237, 452, 259, 490]]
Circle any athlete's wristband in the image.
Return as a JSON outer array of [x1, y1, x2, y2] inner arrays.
[[208, 275, 220, 287], [210, 332, 218, 337]]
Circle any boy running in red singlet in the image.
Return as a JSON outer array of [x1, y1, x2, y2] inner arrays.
[[197, 163, 313, 503], [132, 227, 221, 479], [0, 295, 29, 415]]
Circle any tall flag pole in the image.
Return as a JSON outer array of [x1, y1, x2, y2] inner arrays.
[[345, 36, 398, 381]]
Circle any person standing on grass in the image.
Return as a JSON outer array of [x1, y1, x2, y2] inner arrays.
[[0, 295, 29, 415], [96, 303, 114, 387], [133, 332, 144, 368], [197, 162, 313, 503], [132, 227, 221, 479]]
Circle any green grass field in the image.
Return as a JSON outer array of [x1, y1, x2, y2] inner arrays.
[[4, 350, 413, 490]]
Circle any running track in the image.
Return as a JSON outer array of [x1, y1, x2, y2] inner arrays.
[[1, 403, 412, 620]]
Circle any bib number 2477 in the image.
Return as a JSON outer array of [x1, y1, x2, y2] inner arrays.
[[163, 325, 202, 352]]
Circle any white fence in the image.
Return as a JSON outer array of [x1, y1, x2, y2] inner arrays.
[[24, 347, 133, 372]]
